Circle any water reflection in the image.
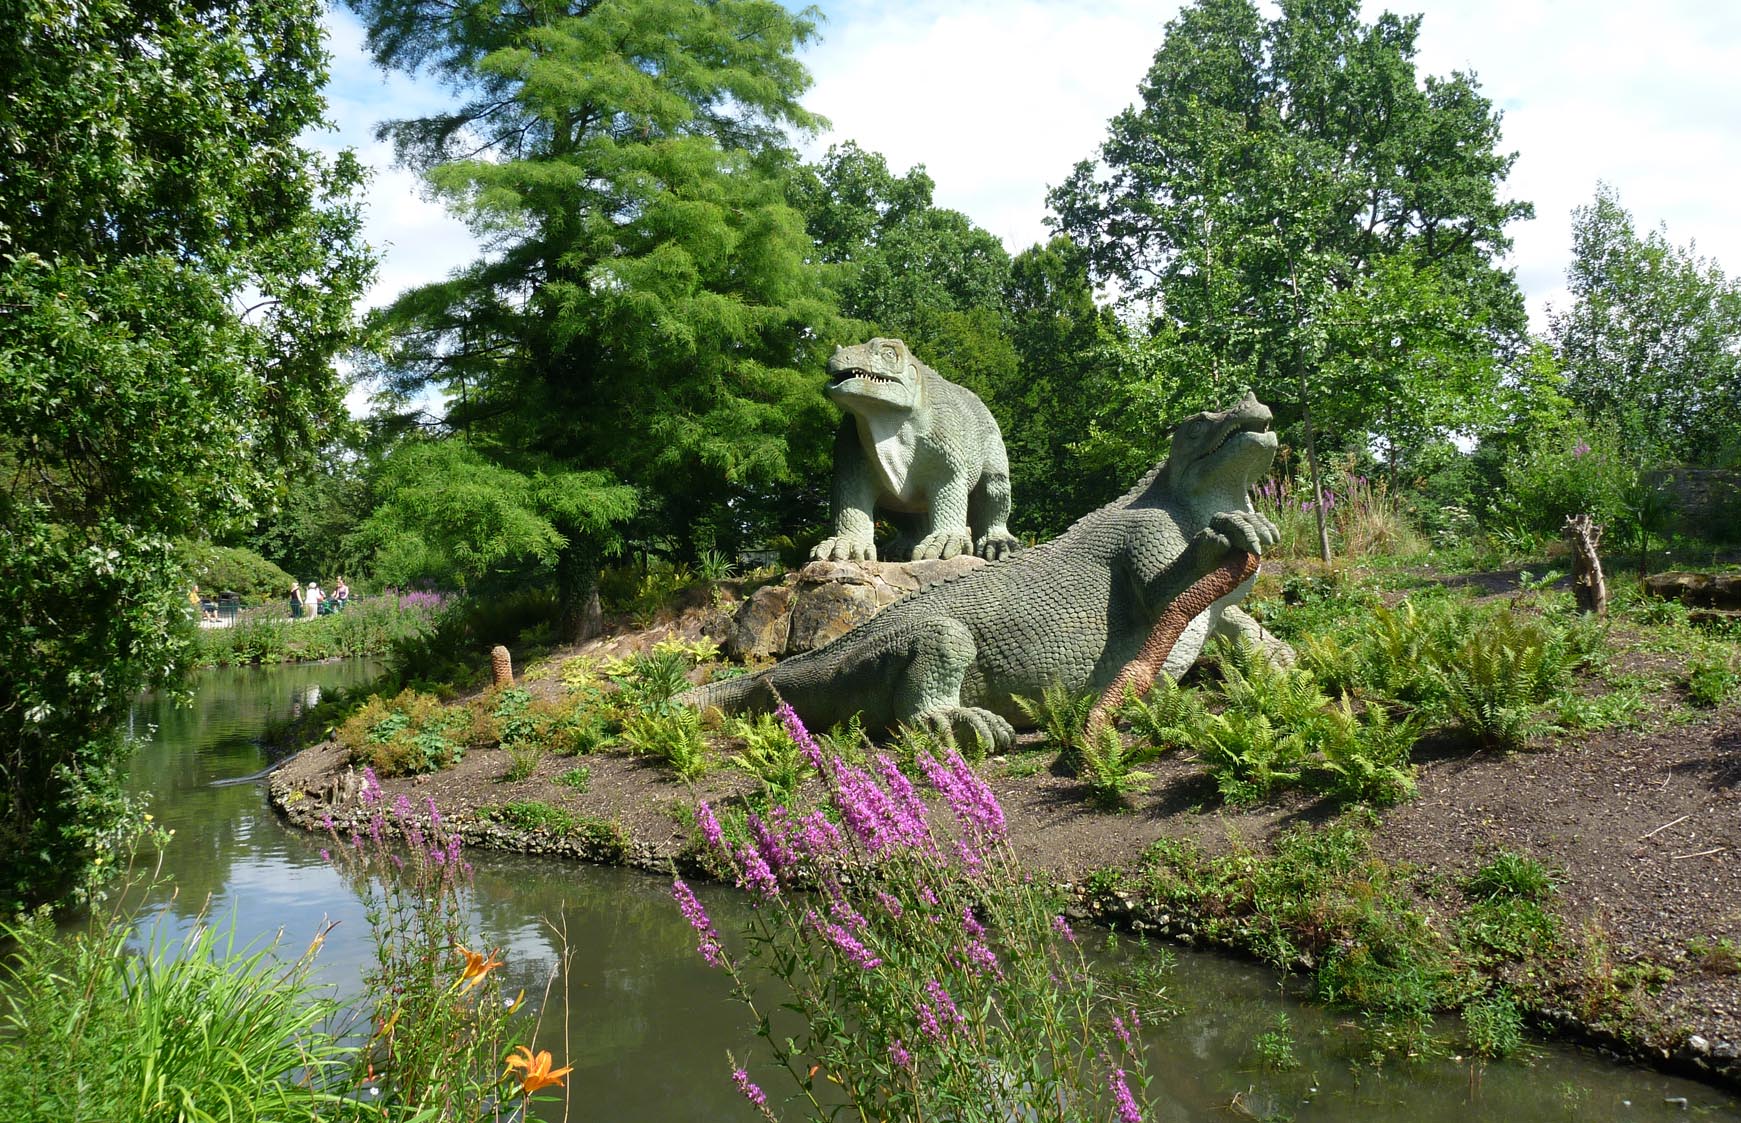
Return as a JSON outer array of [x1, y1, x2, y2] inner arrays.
[[118, 662, 1741, 1122]]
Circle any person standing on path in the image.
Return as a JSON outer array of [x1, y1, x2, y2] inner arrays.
[[306, 581, 324, 618], [333, 576, 349, 612], [290, 580, 304, 619]]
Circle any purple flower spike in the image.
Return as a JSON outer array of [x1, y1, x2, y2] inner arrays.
[[731, 1067, 767, 1110], [889, 1039, 912, 1069], [737, 842, 780, 901], [1110, 1066, 1143, 1122], [672, 877, 725, 968], [697, 801, 725, 851], [776, 701, 825, 771], [808, 908, 882, 970], [1052, 914, 1076, 943]]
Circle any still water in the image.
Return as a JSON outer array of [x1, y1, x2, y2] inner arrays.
[[123, 661, 1741, 1121]]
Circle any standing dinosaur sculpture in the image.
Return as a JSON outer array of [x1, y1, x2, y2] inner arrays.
[[812, 338, 1019, 563], [691, 393, 1284, 749]]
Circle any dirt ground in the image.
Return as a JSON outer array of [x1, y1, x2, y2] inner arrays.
[[269, 576, 1741, 1086]]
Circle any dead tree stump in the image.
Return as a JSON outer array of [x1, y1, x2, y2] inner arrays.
[[1564, 514, 1609, 617], [490, 644, 514, 687]]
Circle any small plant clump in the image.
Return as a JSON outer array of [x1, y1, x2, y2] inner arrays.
[[337, 689, 469, 776]]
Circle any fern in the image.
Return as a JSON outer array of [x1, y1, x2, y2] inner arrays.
[[1012, 683, 1094, 773], [1117, 675, 1204, 753], [621, 705, 709, 779], [1431, 613, 1554, 751], [727, 713, 808, 801], [1077, 725, 1158, 810], [1309, 695, 1419, 806]]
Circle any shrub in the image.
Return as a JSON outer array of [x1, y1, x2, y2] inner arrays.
[[675, 704, 1164, 1120], [177, 541, 295, 604], [555, 765, 592, 792], [1686, 654, 1740, 706], [336, 689, 468, 776]]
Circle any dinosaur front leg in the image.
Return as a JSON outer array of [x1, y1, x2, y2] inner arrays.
[[970, 468, 1020, 561], [813, 421, 879, 562], [911, 476, 974, 560], [890, 617, 1015, 752]]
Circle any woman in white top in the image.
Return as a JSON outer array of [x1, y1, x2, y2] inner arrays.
[[305, 581, 324, 616]]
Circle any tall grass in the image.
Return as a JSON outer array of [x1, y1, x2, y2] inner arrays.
[[0, 903, 348, 1122], [1252, 467, 1425, 560], [196, 595, 443, 667]]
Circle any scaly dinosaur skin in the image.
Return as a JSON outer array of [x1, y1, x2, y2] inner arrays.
[[694, 393, 1281, 750], [812, 338, 1019, 563]]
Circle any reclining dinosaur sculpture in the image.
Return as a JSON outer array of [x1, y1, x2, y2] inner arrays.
[[690, 393, 1283, 749]]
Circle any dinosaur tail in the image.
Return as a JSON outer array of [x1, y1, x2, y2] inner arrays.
[[679, 669, 775, 716]]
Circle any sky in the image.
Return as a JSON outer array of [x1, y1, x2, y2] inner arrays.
[[318, 0, 1741, 345]]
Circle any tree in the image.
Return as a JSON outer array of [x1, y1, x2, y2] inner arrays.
[[1049, 0, 1530, 557], [346, 440, 635, 605], [351, 0, 842, 635], [0, 0, 371, 908], [1550, 184, 1741, 466], [791, 141, 1018, 400]]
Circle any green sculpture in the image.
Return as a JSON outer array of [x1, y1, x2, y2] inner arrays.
[[690, 393, 1283, 749], [812, 338, 1019, 562]]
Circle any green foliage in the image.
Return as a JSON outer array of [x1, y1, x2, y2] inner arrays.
[[1077, 726, 1157, 810], [607, 649, 696, 716], [196, 595, 441, 666], [1461, 992, 1526, 1061], [1051, 0, 1529, 490], [1432, 612, 1564, 751], [1552, 183, 1741, 466], [0, 0, 372, 911], [347, 439, 636, 597], [482, 801, 576, 835], [620, 706, 710, 780], [1116, 675, 1205, 753], [1686, 654, 1740, 707], [177, 542, 295, 604], [555, 766, 592, 792], [1467, 851, 1559, 902], [1012, 683, 1094, 773], [353, 0, 841, 600], [502, 744, 543, 783], [0, 905, 349, 1122], [1250, 1013, 1300, 1072], [726, 713, 809, 802], [337, 690, 469, 776]]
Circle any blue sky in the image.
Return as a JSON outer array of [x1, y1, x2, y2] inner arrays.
[[317, 0, 1741, 337]]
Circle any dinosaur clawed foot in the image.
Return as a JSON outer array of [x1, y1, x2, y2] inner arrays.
[[977, 530, 1020, 561], [911, 529, 973, 560], [813, 535, 877, 562], [1205, 510, 1280, 557], [915, 706, 1015, 753]]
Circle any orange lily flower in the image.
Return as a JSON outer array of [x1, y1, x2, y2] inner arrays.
[[505, 1045, 572, 1094], [455, 944, 504, 993]]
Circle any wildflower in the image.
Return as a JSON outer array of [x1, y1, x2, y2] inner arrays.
[[1108, 1066, 1143, 1123], [962, 907, 985, 939], [924, 979, 962, 1027], [777, 702, 824, 771], [1112, 1013, 1132, 1047], [738, 841, 780, 900], [796, 810, 842, 857], [455, 944, 504, 992], [874, 753, 931, 844], [505, 1046, 572, 1095], [747, 811, 794, 874], [919, 748, 1006, 841], [672, 877, 725, 967], [808, 909, 882, 970], [697, 801, 725, 851], [875, 890, 904, 919], [731, 1067, 767, 1109], [1572, 438, 1591, 458], [888, 1039, 912, 1069], [360, 765, 382, 804], [965, 937, 1002, 978], [1052, 914, 1076, 943], [319, 848, 331, 863]]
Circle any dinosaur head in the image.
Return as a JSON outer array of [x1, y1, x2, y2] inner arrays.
[[1163, 392, 1278, 502], [825, 338, 922, 414]]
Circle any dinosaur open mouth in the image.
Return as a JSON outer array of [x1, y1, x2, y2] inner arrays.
[[829, 367, 902, 386], [1207, 416, 1273, 456]]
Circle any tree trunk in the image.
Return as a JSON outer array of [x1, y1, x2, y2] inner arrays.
[[1299, 368, 1333, 565], [555, 535, 603, 643], [1565, 514, 1609, 617]]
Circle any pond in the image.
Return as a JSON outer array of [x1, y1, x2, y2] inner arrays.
[[121, 660, 1741, 1121]]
